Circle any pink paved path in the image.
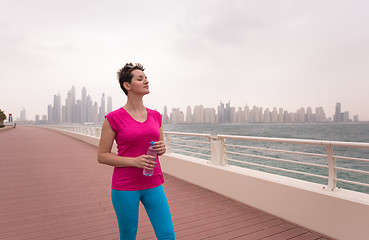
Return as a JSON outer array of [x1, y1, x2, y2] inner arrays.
[[0, 126, 334, 239]]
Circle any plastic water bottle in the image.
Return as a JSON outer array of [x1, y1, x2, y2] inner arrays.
[[143, 141, 157, 176]]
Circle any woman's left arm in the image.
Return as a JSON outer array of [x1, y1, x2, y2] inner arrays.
[[154, 126, 166, 156]]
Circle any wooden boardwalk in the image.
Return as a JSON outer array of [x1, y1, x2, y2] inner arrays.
[[0, 126, 334, 240]]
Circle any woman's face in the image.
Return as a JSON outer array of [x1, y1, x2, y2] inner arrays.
[[126, 69, 149, 95]]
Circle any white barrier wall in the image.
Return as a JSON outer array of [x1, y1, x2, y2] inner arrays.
[[160, 153, 369, 240], [46, 127, 369, 240]]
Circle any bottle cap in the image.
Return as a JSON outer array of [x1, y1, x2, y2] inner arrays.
[[150, 141, 155, 146]]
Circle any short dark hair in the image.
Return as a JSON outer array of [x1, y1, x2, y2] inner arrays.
[[117, 63, 145, 95]]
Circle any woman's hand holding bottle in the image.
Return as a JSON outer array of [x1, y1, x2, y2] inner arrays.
[[153, 141, 166, 156]]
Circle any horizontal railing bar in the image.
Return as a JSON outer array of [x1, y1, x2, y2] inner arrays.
[[225, 143, 327, 158], [170, 143, 210, 152], [218, 135, 369, 149], [171, 148, 211, 158], [228, 158, 328, 180], [226, 150, 328, 169], [334, 155, 369, 163], [165, 131, 211, 138], [335, 166, 369, 175], [220, 135, 325, 145], [169, 138, 210, 145], [330, 141, 369, 149], [335, 178, 369, 188]]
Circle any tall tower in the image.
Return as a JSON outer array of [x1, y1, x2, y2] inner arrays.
[[52, 93, 61, 124], [64, 86, 76, 123], [225, 101, 232, 123], [82, 87, 87, 123], [20, 108, 26, 121], [334, 102, 341, 122], [218, 102, 225, 123], [71, 86, 76, 122], [87, 95, 93, 123], [107, 96, 112, 113], [186, 106, 193, 123], [99, 93, 106, 123], [163, 106, 169, 124]]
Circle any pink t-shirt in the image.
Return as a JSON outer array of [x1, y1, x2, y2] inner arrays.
[[106, 107, 164, 191]]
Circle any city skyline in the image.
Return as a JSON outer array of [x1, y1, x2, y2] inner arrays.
[[164, 101, 359, 124], [15, 98, 361, 125]]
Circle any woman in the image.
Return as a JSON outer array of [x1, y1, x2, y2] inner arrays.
[[97, 63, 175, 240]]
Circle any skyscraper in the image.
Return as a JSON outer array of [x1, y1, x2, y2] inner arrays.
[[48, 104, 52, 122], [271, 107, 278, 123], [218, 101, 232, 123], [82, 87, 87, 123], [186, 106, 193, 123], [334, 102, 341, 122], [20, 108, 26, 121], [99, 93, 106, 123], [315, 107, 326, 122], [86, 95, 93, 123], [170, 108, 184, 124], [107, 96, 112, 113], [163, 106, 169, 124], [218, 102, 225, 123], [193, 105, 205, 123], [65, 87, 76, 123], [53, 93, 61, 123]]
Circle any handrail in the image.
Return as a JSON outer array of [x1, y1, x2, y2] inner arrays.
[[164, 131, 211, 138], [217, 134, 369, 149], [217, 134, 369, 192]]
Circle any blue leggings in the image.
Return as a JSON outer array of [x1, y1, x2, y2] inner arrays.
[[111, 185, 175, 240]]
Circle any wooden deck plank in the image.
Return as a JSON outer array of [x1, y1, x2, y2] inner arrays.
[[0, 126, 334, 240]]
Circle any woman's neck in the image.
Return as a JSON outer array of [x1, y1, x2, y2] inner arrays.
[[123, 95, 145, 112]]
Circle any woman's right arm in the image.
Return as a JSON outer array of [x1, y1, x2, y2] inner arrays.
[[97, 119, 156, 170]]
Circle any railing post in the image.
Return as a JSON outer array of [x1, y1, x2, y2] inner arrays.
[[164, 133, 171, 153], [95, 127, 101, 138], [325, 144, 338, 191], [211, 136, 227, 166]]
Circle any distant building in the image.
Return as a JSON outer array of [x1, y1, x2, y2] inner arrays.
[[186, 106, 193, 123], [82, 87, 87, 123], [170, 108, 184, 124], [334, 102, 341, 122], [353, 115, 359, 123], [271, 107, 278, 123], [20, 108, 26, 121], [193, 105, 205, 123], [107, 96, 112, 114], [218, 101, 232, 123], [162, 106, 169, 124], [204, 108, 217, 124], [99, 93, 106, 123], [264, 108, 271, 123], [343, 111, 350, 122], [315, 107, 326, 122]]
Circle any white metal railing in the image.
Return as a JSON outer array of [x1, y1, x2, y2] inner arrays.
[[164, 131, 369, 193], [45, 125, 102, 138], [45, 126, 369, 194], [164, 131, 212, 159]]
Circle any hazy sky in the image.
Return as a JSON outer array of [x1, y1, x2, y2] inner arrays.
[[1, 0, 369, 121]]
